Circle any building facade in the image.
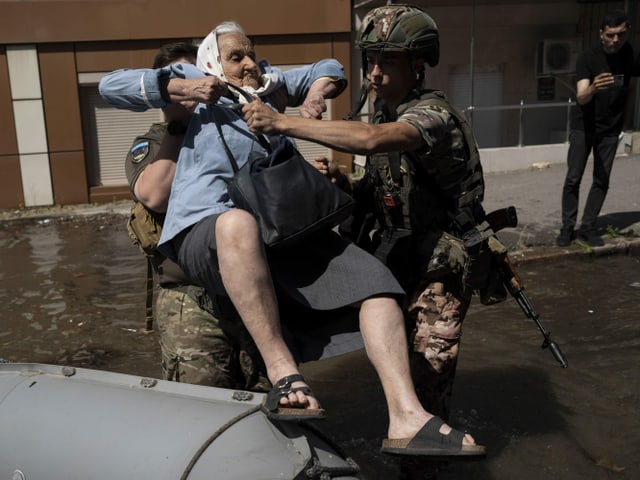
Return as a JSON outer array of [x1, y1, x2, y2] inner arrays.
[[0, 0, 352, 208], [354, 0, 639, 149], [1, 0, 637, 209]]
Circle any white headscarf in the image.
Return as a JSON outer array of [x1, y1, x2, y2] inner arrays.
[[197, 22, 283, 103]]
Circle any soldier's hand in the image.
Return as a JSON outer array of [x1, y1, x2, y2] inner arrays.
[[243, 97, 282, 134], [314, 157, 351, 192], [313, 157, 333, 178]]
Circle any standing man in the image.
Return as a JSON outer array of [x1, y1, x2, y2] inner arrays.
[[557, 10, 640, 247], [125, 41, 270, 392], [244, 3, 494, 470]]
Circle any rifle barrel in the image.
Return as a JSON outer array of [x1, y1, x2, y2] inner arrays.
[[512, 288, 568, 368], [547, 338, 569, 368]]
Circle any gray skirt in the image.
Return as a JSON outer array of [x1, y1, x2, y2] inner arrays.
[[270, 230, 405, 362], [175, 215, 404, 311], [269, 229, 404, 310], [173, 217, 404, 361]]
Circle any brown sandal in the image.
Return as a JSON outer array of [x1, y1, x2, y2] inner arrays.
[[261, 374, 325, 421]]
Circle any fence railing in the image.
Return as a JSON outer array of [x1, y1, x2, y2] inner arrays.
[[463, 99, 576, 148], [354, 98, 578, 149]]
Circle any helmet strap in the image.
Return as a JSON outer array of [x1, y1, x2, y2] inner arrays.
[[408, 52, 426, 89], [345, 50, 372, 120], [344, 78, 370, 120]]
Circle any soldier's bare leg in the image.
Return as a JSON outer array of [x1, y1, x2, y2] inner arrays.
[[359, 295, 476, 445]]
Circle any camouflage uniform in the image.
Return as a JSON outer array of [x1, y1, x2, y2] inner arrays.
[[353, 90, 486, 420], [126, 124, 269, 392], [155, 286, 269, 390], [348, 5, 492, 477]]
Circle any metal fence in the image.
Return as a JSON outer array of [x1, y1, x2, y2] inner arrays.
[[464, 99, 576, 149], [354, 98, 578, 150]]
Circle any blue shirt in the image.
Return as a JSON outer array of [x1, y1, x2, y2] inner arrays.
[[99, 60, 346, 250]]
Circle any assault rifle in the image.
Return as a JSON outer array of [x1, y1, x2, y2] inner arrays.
[[473, 207, 569, 368]]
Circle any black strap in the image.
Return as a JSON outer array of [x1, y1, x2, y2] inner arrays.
[[225, 81, 254, 103], [214, 81, 271, 158], [213, 113, 241, 173], [144, 257, 153, 331], [213, 83, 273, 172]]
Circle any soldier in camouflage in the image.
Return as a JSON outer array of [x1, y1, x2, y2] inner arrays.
[[244, 3, 493, 473], [126, 42, 269, 392]]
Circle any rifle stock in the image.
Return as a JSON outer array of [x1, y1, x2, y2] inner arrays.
[[485, 206, 518, 232]]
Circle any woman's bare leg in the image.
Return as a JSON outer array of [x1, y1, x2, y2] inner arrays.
[[215, 209, 317, 409]]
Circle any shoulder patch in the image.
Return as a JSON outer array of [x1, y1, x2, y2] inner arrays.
[[130, 141, 150, 164]]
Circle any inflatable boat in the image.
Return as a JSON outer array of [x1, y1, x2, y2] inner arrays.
[[0, 363, 360, 479]]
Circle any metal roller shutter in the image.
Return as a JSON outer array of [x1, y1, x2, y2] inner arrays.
[[279, 64, 333, 162], [82, 86, 163, 187], [284, 103, 332, 161]]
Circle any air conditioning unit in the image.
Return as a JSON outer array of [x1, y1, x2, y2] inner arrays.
[[536, 38, 581, 76]]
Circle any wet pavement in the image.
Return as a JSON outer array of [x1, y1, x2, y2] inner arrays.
[[1, 153, 640, 479], [306, 252, 640, 480]]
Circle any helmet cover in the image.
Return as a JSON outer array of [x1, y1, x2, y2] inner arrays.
[[357, 4, 439, 67]]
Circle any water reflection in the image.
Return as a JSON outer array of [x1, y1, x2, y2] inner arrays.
[[0, 216, 157, 376]]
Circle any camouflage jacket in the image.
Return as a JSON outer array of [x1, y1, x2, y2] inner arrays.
[[364, 89, 485, 236]]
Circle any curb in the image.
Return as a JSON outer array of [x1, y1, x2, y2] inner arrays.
[[0, 201, 133, 224], [2, 203, 639, 265], [509, 236, 640, 265]]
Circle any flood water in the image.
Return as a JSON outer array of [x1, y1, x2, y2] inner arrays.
[[1, 213, 639, 480], [0, 215, 160, 378]]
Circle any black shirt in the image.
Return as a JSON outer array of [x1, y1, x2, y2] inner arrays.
[[571, 42, 640, 136]]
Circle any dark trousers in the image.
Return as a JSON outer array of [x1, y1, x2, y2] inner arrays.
[[561, 130, 619, 232]]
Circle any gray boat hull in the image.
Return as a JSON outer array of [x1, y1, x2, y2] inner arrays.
[[0, 363, 359, 479]]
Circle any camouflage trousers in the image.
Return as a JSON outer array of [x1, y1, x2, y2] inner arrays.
[[399, 279, 472, 480], [155, 286, 270, 392], [406, 278, 472, 420]]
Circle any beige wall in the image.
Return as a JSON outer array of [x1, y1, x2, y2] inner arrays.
[[1, 0, 637, 207], [0, 0, 351, 43], [0, 0, 352, 208]]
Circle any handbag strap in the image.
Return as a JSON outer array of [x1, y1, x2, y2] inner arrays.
[[212, 84, 273, 173], [213, 112, 241, 173]]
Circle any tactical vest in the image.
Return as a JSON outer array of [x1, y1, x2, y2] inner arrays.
[[365, 89, 484, 235]]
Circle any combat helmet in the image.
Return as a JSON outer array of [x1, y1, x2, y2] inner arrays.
[[356, 4, 439, 67], [345, 4, 439, 119]]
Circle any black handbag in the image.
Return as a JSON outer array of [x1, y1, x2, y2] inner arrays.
[[213, 102, 354, 249]]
